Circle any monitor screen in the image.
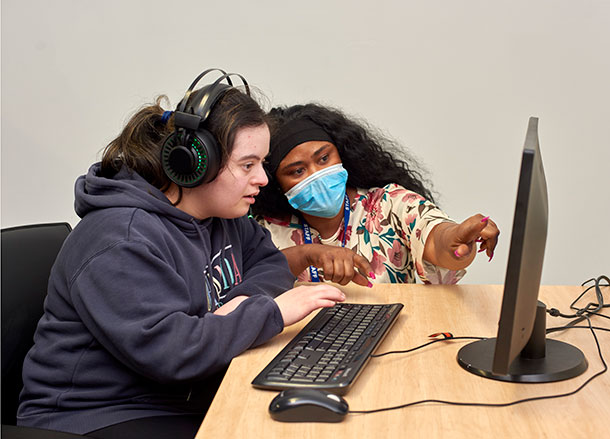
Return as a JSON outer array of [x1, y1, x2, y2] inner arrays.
[[457, 117, 588, 383]]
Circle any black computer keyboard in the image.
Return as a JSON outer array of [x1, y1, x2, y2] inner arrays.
[[251, 302, 403, 395]]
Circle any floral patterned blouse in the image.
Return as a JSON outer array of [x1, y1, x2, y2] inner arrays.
[[257, 183, 465, 284]]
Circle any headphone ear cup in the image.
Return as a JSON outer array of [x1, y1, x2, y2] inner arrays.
[[193, 129, 221, 184], [161, 130, 220, 187]]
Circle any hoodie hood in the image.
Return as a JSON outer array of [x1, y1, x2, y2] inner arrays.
[[75, 162, 201, 231]]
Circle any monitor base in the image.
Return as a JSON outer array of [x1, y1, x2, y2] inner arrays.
[[457, 338, 588, 383]]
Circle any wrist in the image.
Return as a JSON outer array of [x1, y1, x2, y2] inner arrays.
[[430, 221, 453, 244], [303, 244, 320, 267], [424, 221, 464, 269], [282, 245, 318, 276]]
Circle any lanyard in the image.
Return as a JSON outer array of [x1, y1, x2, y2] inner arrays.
[[301, 194, 351, 282]]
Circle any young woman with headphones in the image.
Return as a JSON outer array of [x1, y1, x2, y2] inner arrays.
[[17, 70, 344, 438], [253, 103, 500, 286]]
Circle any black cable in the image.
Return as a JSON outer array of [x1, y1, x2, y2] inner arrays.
[[351, 314, 607, 414], [547, 275, 609, 328], [547, 325, 610, 334], [591, 312, 610, 321], [571, 276, 609, 313], [371, 336, 486, 358], [372, 326, 610, 357], [374, 276, 609, 358], [351, 275, 609, 415]]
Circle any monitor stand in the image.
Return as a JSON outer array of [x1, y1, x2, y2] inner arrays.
[[457, 302, 588, 383]]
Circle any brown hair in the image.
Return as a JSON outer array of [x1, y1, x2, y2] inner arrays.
[[101, 87, 268, 197]]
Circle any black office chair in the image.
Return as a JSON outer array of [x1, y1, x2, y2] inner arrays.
[[1, 223, 92, 438]]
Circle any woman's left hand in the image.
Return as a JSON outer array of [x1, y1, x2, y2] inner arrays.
[[453, 215, 499, 262], [425, 215, 500, 270]]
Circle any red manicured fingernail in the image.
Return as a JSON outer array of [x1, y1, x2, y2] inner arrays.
[[367, 281, 373, 288], [476, 238, 483, 243], [478, 248, 485, 253], [454, 250, 461, 258], [369, 272, 376, 279], [488, 253, 494, 262], [481, 216, 490, 222]]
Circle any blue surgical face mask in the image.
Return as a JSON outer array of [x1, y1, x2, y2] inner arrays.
[[284, 164, 348, 218]]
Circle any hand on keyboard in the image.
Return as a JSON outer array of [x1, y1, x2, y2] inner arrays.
[[274, 284, 346, 326]]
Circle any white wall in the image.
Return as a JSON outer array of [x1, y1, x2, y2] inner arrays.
[[2, 0, 609, 285]]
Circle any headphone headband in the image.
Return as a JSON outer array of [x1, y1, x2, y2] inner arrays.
[[193, 73, 250, 119], [177, 68, 228, 113]]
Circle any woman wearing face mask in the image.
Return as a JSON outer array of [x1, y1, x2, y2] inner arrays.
[[252, 103, 500, 286]]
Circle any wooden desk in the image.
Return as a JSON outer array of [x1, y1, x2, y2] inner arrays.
[[195, 284, 610, 438]]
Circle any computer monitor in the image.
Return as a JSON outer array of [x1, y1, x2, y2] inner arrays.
[[456, 117, 588, 383]]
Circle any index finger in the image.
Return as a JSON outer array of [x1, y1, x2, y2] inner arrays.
[[480, 218, 500, 254], [458, 215, 489, 243], [353, 253, 374, 279]]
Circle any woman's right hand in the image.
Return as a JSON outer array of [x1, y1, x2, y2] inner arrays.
[[282, 244, 374, 287], [274, 284, 346, 327]]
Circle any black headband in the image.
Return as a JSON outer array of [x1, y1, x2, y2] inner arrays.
[[266, 118, 334, 175]]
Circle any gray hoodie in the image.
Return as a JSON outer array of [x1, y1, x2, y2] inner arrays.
[[17, 163, 294, 434]]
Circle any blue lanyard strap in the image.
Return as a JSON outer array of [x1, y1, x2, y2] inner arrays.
[[301, 194, 351, 282]]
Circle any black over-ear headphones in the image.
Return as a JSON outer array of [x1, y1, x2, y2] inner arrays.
[[161, 68, 250, 187]]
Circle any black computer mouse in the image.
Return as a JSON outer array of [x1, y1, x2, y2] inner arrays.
[[268, 388, 349, 422]]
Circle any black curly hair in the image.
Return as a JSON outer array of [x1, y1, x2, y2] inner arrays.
[[252, 103, 436, 218]]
